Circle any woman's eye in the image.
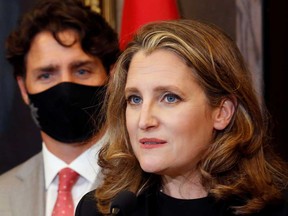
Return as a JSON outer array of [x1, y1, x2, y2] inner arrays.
[[127, 95, 142, 105], [163, 93, 180, 103]]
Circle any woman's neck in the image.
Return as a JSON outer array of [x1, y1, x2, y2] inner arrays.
[[161, 172, 207, 199]]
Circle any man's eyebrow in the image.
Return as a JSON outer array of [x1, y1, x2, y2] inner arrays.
[[33, 64, 59, 73], [69, 60, 95, 69]]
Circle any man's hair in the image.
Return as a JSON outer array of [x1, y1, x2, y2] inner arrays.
[[6, 0, 120, 77]]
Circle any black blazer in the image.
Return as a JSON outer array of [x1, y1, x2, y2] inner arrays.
[[76, 189, 288, 216], [75, 188, 157, 216], [75, 190, 100, 216]]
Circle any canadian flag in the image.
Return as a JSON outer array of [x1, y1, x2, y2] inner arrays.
[[120, 0, 180, 50]]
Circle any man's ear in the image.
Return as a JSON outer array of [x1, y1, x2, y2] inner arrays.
[[213, 99, 236, 130], [16, 76, 29, 105]]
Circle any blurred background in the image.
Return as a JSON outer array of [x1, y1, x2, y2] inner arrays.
[[0, 0, 287, 174]]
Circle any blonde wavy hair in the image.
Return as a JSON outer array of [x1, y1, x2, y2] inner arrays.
[[96, 19, 288, 215]]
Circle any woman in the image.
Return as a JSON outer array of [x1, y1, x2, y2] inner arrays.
[[76, 20, 288, 215]]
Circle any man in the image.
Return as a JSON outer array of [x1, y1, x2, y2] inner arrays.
[[0, 0, 119, 215]]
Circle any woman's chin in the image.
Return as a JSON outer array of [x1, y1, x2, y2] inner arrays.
[[139, 161, 163, 174]]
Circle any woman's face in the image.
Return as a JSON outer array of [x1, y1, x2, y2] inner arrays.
[[125, 49, 220, 177]]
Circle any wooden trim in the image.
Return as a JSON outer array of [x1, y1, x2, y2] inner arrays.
[[84, 0, 116, 29]]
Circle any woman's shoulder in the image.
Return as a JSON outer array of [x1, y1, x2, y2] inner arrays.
[[74, 189, 288, 216], [75, 190, 101, 216], [257, 199, 288, 216]]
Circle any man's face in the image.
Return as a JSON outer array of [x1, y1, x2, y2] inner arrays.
[[18, 30, 108, 103]]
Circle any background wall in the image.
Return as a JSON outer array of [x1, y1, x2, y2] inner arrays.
[[179, 0, 236, 39], [263, 0, 288, 160], [0, 0, 41, 174], [0, 0, 287, 174]]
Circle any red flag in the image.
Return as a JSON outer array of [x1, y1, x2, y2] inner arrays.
[[120, 0, 180, 50]]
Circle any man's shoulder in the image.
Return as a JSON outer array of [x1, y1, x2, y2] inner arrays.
[[0, 152, 46, 215], [0, 152, 43, 186]]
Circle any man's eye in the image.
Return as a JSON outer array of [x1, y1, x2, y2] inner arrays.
[[127, 95, 142, 105], [38, 73, 51, 80], [77, 69, 88, 75], [163, 93, 180, 103]]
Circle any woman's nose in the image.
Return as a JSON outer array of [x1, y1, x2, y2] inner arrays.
[[138, 104, 159, 130]]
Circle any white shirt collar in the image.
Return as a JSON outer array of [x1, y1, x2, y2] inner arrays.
[[43, 133, 107, 189]]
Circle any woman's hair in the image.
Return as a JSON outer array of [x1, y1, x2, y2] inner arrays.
[[96, 19, 288, 214], [6, 0, 120, 77]]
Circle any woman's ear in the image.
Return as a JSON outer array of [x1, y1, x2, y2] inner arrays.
[[16, 76, 30, 105], [213, 98, 236, 130], [109, 64, 116, 77]]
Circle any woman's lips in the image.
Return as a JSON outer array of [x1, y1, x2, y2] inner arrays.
[[139, 138, 167, 148]]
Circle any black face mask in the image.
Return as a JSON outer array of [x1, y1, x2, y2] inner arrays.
[[27, 82, 107, 143]]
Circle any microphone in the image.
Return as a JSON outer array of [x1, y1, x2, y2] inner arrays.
[[110, 190, 137, 215]]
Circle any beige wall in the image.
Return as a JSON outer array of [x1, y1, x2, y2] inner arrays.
[[179, 0, 236, 40]]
